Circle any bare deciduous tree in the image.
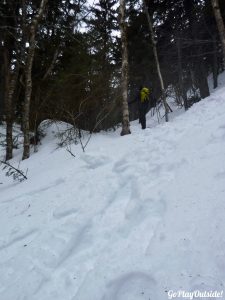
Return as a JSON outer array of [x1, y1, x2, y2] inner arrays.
[[143, 0, 171, 121]]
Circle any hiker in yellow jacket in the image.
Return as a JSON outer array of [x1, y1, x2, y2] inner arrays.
[[139, 86, 150, 129]]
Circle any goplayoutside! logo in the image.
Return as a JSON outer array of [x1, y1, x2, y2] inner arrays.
[[167, 290, 224, 299]]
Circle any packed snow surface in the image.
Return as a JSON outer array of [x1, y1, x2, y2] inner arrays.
[[1, 84, 225, 300]]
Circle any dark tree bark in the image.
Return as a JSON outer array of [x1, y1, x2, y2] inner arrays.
[[22, 0, 48, 160], [184, 0, 210, 100], [211, 0, 225, 69], [177, 38, 188, 110], [0, 61, 4, 123], [212, 36, 218, 89], [194, 61, 210, 99]]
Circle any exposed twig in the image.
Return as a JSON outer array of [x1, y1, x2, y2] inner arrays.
[[0, 160, 28, 182]]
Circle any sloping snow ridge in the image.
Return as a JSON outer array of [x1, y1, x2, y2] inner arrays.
[[1, 82, 225, 300]]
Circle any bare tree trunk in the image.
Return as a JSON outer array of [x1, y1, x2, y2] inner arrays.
[[177, 37, 188, 110], [194, 60, 210, 98], [3, 48, 18, 160], [22, 0, 48, 160], [0, 62, 4, 124], [143, 0, 170, 122], [6, 70, 19, 160], [43, 46, 60, 81], [3, 49, 12, 160], [213, 36, 218, 89], [211, 0, 225, 69], [119, 0, 131, 136]]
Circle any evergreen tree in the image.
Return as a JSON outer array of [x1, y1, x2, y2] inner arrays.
[[86, 0, 120, 131]]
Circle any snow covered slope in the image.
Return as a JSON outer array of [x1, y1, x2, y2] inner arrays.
[[0, 84, 225, 300]]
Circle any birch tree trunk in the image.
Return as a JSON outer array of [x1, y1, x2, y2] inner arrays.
[[3, 48, 18, 160], [143, 0, 171, 122], [6, 69, 19, 160], [22, 0, 48, 160], [211, 0, 225, 69], [3, 48, 12, 160], [119, 0, 131, 136]]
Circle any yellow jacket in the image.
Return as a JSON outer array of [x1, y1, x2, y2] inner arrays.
[[140, 87, 150, 102]]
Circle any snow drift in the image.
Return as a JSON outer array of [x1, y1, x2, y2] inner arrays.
[[1, 82, 225, 300]]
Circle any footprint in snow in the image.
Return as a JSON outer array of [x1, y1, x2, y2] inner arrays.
[[32, 221, 93, 271], [125, 180, 167, 222], [102, 271, 158, 300], [116, 179, 166, 239], [81, 154, 111, 169], [214, 170, 225, 180], [189, 275, 224, 295], [112, 159, 129, 173], [0, 229, 38, 251], [52, 207, 79, 220]]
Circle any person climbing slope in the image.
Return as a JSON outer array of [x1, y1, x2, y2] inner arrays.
[[138, 86, 150, 129], [128, 85, 151, 129]]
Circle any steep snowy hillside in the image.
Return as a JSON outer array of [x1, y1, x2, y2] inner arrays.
[[0, 84, 225, 300]]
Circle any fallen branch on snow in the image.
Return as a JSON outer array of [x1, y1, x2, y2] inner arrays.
[[0, 160, 28, 182]]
